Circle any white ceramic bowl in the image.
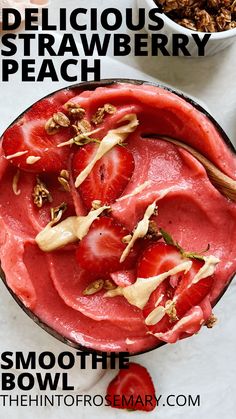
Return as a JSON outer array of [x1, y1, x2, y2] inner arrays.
[[137, 0, 236, 56]]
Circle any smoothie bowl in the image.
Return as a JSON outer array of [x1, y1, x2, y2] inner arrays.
[[0, 79, 236, 355]]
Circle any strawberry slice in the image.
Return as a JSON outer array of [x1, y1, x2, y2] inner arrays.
[[76, 216, 138, 275], [2, 97, 73, 173], [174, 273, 214, 319], [72, 143, 135, 209], [110, 269, 136, 287], [138, 242, 183, 278], [138, 243, 214, 336], [138, 243, 183, 332], [106, 362, 156, 412]]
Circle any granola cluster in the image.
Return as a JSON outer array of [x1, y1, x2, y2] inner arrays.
[[156, 0, 236, 31]]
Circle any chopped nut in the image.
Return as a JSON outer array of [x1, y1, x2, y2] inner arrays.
[[83, 279, 104, 296], [50, 202, 67, 225], [32, 177, 52, 208], [205, 314, 218, 328], [165, 300, 179, 322], [65, 102, 86, 119], [91, 104, 117, 125], [92, 200, 102, 210], [103, 279, 117, 291]]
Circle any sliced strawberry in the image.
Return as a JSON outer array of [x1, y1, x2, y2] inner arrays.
[[138, 243, 183, 331], [76, 216, 138, 275], [138, 242, 184, 278], [138, 243, 214, 337], [72, 143, 135, 209], [110, 269, 136, 287], [174, 273, 214, 319], [142, 281, 169, 334], [106, 362, 156, 412], [2, 98, 73, 173], [155, 306, 204, 344]]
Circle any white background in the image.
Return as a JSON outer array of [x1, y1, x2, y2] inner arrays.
[[0, 1, 236, 418]]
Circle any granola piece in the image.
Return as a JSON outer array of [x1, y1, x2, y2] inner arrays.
[[45, 112, 70, 135], [222, 0, 234, 8], [83, 279, 104, 296], [176, 18, 198, 29], [146, 220, 162, 240], [60, 169, 70, 180], [58, 169, 70, 192], [216, 8, 232, 30], [45, 117, 60, 135], [65, 102, 86, 119], [162, 0, 188, 12], [196, 9, 217, 31], [73, 119, 92, 135], [226, 20, 236, 28], [207, 0, 221, 8], [53, 112, 70, 128], [177, 6, 199, 18], [91, 104, 116, 125], [231, 0, 236, 13], [189, 0, 204, 5], [32, 177, 52, 208], [50, 202, 67, 224], [155, 0, 235, 32], [204, 314, 218, 328], [165, 300, 179, 322]]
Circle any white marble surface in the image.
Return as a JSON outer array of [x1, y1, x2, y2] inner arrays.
[[0, 1, 236, 418]]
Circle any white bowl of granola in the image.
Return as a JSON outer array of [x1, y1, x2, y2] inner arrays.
[[137, 0, 236, 56]]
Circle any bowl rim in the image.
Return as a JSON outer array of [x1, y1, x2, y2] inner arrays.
[[142, 0, 236, 39], [0, 77, 235, 357]]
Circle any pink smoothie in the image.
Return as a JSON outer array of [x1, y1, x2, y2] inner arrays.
[[0, 83, 236, 354]]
